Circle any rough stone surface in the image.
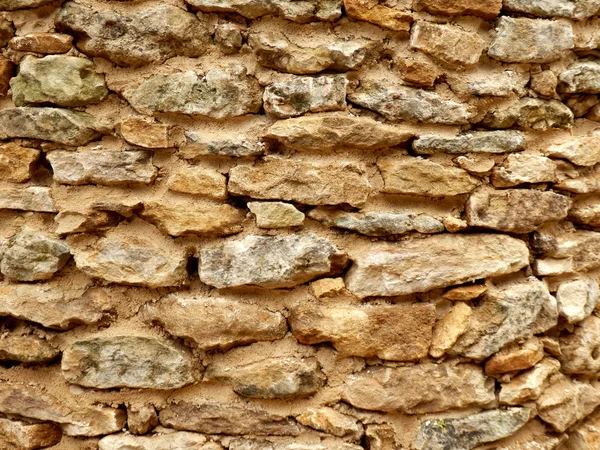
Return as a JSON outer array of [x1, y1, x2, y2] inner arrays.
[[416, 0, 501, 19], [0, 143, 39, 183], [229, 440, 360, 450], [248, 202, 305, 228], [54, 210, 120, 235], [482, 98, 574, 130], [570, 195, 600, 226], [9, 33, 72, 54], [0, 56, 13, 97], [556, 278, 599, 324], [344, 0, 412, 31], [181, 133, 266, 159], [167, 166, 227, 200], [559, 60, 600, 94], [297, 407, 362, 440], [0, 417, 61, 449], [0, 334, 59, 363], [504, 0, 600, 20], [559, 315, 600, 374], [120, 118, 180, 149], [127, 405, 158, 435], [491, 154, 557, 187], [430, 302, 472, 359], [499, 358, 561, 405], [310, 277, 345, 298], [545, 134, 600, 166], [413, 131, 526, 155], [0, 0, 53, 9], [443, 284, 487, 301], [99, 431, 210, 450], [485, 337, 545, 375], [566, 410, 600, 450]]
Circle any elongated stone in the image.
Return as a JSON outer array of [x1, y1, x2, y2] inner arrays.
[[504, 0, 600, 20], [8, 33, 72, 54], [297, 407, 362, 440], [413, 131, 526, 155], [345, 234, 529, 298], [200, 233, 348, 289], [56, 2, 210, 67], [0, 417, 61, 449], [0, 185, 55, 212], [545, 135, 600, 166], [55, 210, 120, 235], [0, 143, 39, 183], [248, 202, 305, 228], [416, 0, 501, 19], [485, 337, 544, 375], [559, 61, 600, 93], [230, 440, 360, 450], [141, 294, 287, 351], [344, 0, 413, 31], [119, 118, 180, 149], [343, 362, 494, 413], [99, 432, 210, 450], [290, 302, 435, 361], [491, 154, 557, 187], [0, 334, 59, 363], [181, 133, 266, 159], [483, 98, 574, 130], [167, 166, 227, 200]]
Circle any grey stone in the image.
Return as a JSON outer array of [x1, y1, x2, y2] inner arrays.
[[99, 432, 210, 450], [559, 60, 600, 94], [559, 315, 600, 374], [491, 154, 558, 187], [466, 71, 529, 97], [482, 98, 574, 130], [413, 131, 526, 155], [181, 132, 266, 159], [504, 0, 600, 20], [0, 184, 55, 213]]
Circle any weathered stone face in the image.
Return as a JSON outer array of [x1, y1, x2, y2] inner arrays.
[[570, 195, 600, 226], [56, 2, 211, 67], [491, 154, 558, 187], [344, 0, 413, 31], [0, 0, 53, 9], [99, 432, 211, 450], [55, 210, 121, 235], [482, 98, 574, 130], [297, 407, 362, 440], [413, 131, 526, 155], [126, 405, 158, 436], [119, 118, 179, 149], [545, 134, 600, 166], [248, 202, 305, 228], [0, 334, 59, 363], [0, 184, 55, 212], [345, 234, 529, 298], [504, 0, 600, 20], [556, 278, 599, 324], [167, 167, 227, 200], [8, 32, 72, 54], [0, 417, 62, 449], [559, 315, 600, 374], [485, 337, 544, 375], [430, 302, 472, 359], [0, 143, 39, 183], [181, 133, 266, 159], [499, 358, 561, 405], [559, 61, 600, 94], [416, 0, 501, 19]]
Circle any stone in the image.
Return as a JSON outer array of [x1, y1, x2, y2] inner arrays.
[[485, 337, 544, 375], [414, 408, 530, 450], [570, 195, 600, 226], [56, 2, 210, 67], [0, 17, 13, 45], [310, 278, 345, 298], [48, 150, 156, 186], [365, 424, 398, 450], [430, 302, 472, 359], [9, 33, 72, 54], [557, 165, 600, 193], [55, 210, 120, 235], [181, 133, 266, 159], [249, 31, 379, 75], [541, 229, 600, 272], [0, 107, 107, 145], [159, 401, 301, 436], [70, 221, 188, 288], [308, 207, 444, 236], [215, 23, 243, 54], [0, 334, 59, 363], [229, 159, 370, 207], [0, 0, 53, 9], [200, 233, 348, 289], [344, 0, 413, 31], [264, 75, 347, 119], [566, 410, 600, 450], [248, 202, 305, 228], [229, 439, 361, 450], [127, 405, 158, 435], [443, 216, 469, 232], [0, 417, 61, 449], [491, 154, 557, 187], [91, 198, 143, 218], [397, 58, 442, 87], [416, 0, 501, 19], [266, 113, 413, 151], [297, 407, 362, 440], [559, 315, 600, 374], [556, 278, 599, 324], [413, 131, 526, 155], [11, 55, 108, 107], [466, 71, 529, 97], [186, 0, 342, 22], [451, 278, 557, 360], [483, 98, 574, 130], [141, 294, 287, 351], [488, 17, 574, 63], [0, 56, 13, 96], [545, 134, 600, 166], [531, 70, 558, 97], [378, 156, 479, 197], [168, 167, 227, 200], [562, 61, 600, 94], [123, 66, 262, 118], [346, 234, 529, 298], [290, 302, 435, 361], [206, 356, 325, 399], [442, 284, 487, 301], [99, 431, 209, 450], [504, 0, 600, 20], [120, 118, 180, 149], [455, 155, 496, 174], [0, 143, 39, 182], [349, 80, 474, 124], [410, 22, 486, 68], [499, 358, 561, 405], [537, 374, 600, 432], [343, 362, 494, 413]]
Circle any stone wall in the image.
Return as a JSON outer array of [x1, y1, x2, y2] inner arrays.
[[1, 0, 600, 448]]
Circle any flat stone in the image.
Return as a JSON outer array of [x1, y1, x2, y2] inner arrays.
[[290, 302, 435, 361], [499, 358, 561, 405], [206, 356, 325, 399], [430, 302, 472, 358], [416, 0, 501, 19], [248, 202, 305, 228], [308, 207, 444, 236], [0, 334, 59, 363], [249, 31, 379, 74], [181, 133, 266, 159], [343, 362, 494, 413], [167, 167, 227, 200], [310, 277, 345, 298], [570, 195, 600, 226], [485, 337, 544, 375], [442, 284, 487, 301], [186, 0, 342, 22], [229, 439, 361, 450], [199, 233, 348, 289], [56, 2, 210, 67], [566, 410, 600, 450], [0, 143, 39, 182], [467, 71, 529, 97], [0, 56, 13, 97], [0, 0, 53, 9], [349, 80, 475, 124], [504, 0, 600, 20], [378, 156, 479, 197], [297, 407, 362, 440], [455, 155, 497, 174], [344, 0, 413, 31], [488, 17, 574, 63], [264, 75, 347, 118], [414, 408, 530, 450], [265, 113, 413, 151], [413, 131, 526, 155], [559, 315, 600, 374], [0, 417, 61, 449], [491, 154, 557, 187], [11, 55, 108, 107], [557, 165, 600, 193], [556, 278, 599, 324], [482, 98, 574, 130], [346, 234, 529, 298], [451, 278, 557, 360], [99, 431, 209, 450], [397, 58, 441, 87], [62, 336, 195, 389], [120, 118, 180, 149], [141, 294, 287, 351], [465, 188, 571, 233], [545, 134, 600, 166], [559, 61, 600, 94], [410, 21, 486, 68], [55, 210, 120, 235], [0, 107, 107, 145], [91, 198, 143, 218], [9, 33, 72, 54], [127, 405, 158, 435], [48, 150, 156, 186], [159, 401, 301, 436], [123, 66, 262, 118], [228, 158, 370, 207]]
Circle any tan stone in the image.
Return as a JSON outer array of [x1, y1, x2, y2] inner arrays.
[[0, 334, 59, 363], [559, 315, 600, 374], [416, 0, 502, 19], [442, 284, 487, 301], [310, 277, 345, 298], [534, 257, 574, 276], [9, 33, 72, 53], [556, 164, 600, 193], [248, 201, 305, 228], [485, 337, 544, 375], [570, 195, 600, 226], [127, 404, 158, 435], [482, 98, 574, 130], [540, 229, 600, 272], [167, 167, 227, 200], [0, 143, 39, 183], [443, 216, 469, 233], [344, 0, 412, 31], [491, 154, 557, 187], [556, 277, 599, 323], [120, 118, 180, 149], [297, 407, 362, 440], [181, 133, 266, 159], [55, 210, 120, 235], [531, 70, 558, 97], [0, 57, 13, 97], [365, 424, 398, 450], [229, 439, 360, 450], [397, 58, 441, 87], [499, 358, 561, 405], [566, 409, 600, 450], [99, 431, 209, 450], [546, 134, 600, 167], [0, 417, 61, 449], [430, 302, 472, 358]]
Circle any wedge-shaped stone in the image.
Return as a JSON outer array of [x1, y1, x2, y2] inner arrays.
[[206, 356, 325, 399], [126, 405, 158, 436], [265, 113, 413, 151], [483, 98, 574, 130], [159, 401, 301, 436], [123, 66, 262, 118], [99, 431, 210, 450], [0, 417, 61, 449], [297, 407, 362, 440], [349, 81, 474, 124], [141, 294, 287, 351], [416, 0, 501, 18], [200, 233, 348, 289], [0, 143, 39, 183], [62, 336, 196, 389], [499, 358, 561, 405], [485, 337, 544, 375], [343, 362, 494, 413], [559, 315, 600, 374], [11, 55, 107, 107], [491, 154, 557, 187], [488, 17, 574, 63], [290, 302, 435, 361], [451, 278, 557, 360], [430, 302, 472, 358], [0, 334, 59, 363], [55, 210, 120, 235], [545, 134, 600, 166], [48, 150, 156, 186], [186, 0, 342, 22], [556, 278, 599, 324], [249, 31, 379, 74], [344, 0, 413, 31], [8, 33, 72, 54], [378, 156, 479, 197], [0, 185, 55, 212], [345, 234, 529, 298], [558, 165, 600, 193], [466, 188, 571, 233], [413, 131, 526, 155], [559, 60, 600, 93], [414, 408, 530, 450], [228, 159, 370, 207], [0, 107, 107, 145], [504, 0, 600, 20], [249, 202, 305, 228], [56, 2, 210, 67]]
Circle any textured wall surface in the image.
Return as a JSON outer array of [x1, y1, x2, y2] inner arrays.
[[1, 0, 600, 449]]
